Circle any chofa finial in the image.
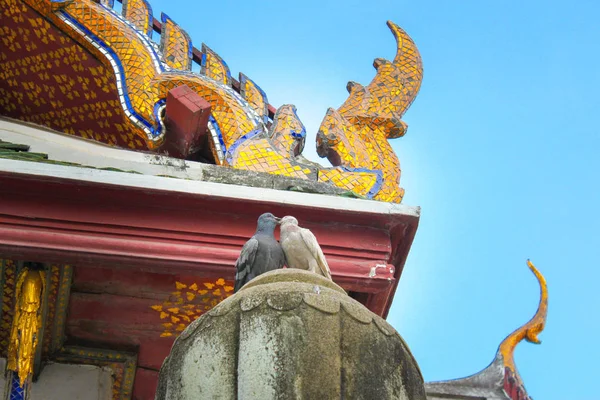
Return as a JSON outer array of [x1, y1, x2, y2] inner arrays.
[[498, 259, 548, 372]]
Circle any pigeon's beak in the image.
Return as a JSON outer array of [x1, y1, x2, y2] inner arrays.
[[274, 217, 282, 224]]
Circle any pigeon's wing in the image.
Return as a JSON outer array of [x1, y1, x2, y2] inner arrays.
[[299, 228, 332, 279], [279, 246, 287, 269], [234, 237, 259, 292]]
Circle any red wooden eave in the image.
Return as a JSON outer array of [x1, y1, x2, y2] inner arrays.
[[0, 159, 419, 316]]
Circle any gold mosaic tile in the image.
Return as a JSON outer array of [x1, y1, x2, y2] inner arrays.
[[160, 13, 191, 71], [11, 0, 264, 152], [0, 0, 147, 149], [269, 104, 305, 156], [122, 0, 153, 36], [316, 21, 422, 202], [239, 73, 268, 123], [200, 44, 231, 87], [318, 168, 378, 198], [3, 0, 423, 203], [228, 104, 316, 180]]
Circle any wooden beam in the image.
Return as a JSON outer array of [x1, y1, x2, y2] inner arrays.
[[162, 84, 212, 159], [0, 161, 419, 317]]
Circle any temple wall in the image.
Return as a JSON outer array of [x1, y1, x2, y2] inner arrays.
[[0, 358, 112, 400], [30, 363, 112, 400]]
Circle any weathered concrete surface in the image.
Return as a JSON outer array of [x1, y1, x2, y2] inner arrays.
[[0, 117, 354, 198], [30, 363, 112, 400], [156, 269, 426, 400]]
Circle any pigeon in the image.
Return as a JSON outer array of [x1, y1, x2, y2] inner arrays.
[[279, 216, 332, 280], [234, 213, 286, 292]]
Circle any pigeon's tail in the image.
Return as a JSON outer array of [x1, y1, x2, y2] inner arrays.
[[233, 279, 243, 293], [234, 271, 247, 293]]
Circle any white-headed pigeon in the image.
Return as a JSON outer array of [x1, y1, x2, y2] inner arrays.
[[234, 213, 286, 292], [280, 216, 332, 280]]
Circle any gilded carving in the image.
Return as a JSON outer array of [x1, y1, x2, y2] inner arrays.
[[498, 259, 548, 372], [316, 21, 423, 202], [7, 267, 46, 387], [1, 0, 423, 202]]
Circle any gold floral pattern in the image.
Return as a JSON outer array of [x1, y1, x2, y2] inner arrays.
[[152, 278, 234, 337]]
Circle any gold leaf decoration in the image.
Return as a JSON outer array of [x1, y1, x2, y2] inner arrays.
[[151, 278, 234, 337]]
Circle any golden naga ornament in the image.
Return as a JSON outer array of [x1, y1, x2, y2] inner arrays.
[[7, 268, 46, 387], [498, 259, 548, 372], [0, 0, 423, 203], [317, 22, 423, 202]]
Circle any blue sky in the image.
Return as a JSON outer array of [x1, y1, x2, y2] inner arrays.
[[145, 1, 599, 398]]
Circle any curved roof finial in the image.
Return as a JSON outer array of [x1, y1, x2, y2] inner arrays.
[[498, 259, 548, 372]]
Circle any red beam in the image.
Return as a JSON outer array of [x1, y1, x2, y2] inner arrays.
[[67, 292, 175, 370], [0, 167, 418, 317], [162, 85, 212, 159], [133, 369, 159, 400]]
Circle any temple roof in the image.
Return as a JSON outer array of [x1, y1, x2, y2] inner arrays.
[[0, 0, 549, 398], [426, 357, 513, 399], [0, 0, 423, 203], [0, 117, 359, 198], [425, 261, 547, 400]]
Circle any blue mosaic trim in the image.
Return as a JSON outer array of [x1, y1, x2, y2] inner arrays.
[[208, 115, 228, 160], [269, 105, 306, 140], [58, 9, 166, 139], [9, 373, 25, 400], [290, 106, 306, 139], [59, 0, 267, 154], [225, 104, 305, 165], [153, 98, 167, 132], [101, 5, 165, 71], [48, 0, 74, 6], [225, 128, 262, 165], [341, 166, 383, 199], [143, 0, 154, 37], [200, 44, 232, 86], [239, 73, 269, 124]]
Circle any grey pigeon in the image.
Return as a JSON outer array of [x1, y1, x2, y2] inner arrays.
[[234, 213, 286, 292], [280, 216, 332, 280]]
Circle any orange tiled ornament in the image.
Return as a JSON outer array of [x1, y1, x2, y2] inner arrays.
[[0, 0, 423, 203], [316, 22, 423, 202]]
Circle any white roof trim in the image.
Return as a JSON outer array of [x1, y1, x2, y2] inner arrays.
[[0, 158, 420, 218]]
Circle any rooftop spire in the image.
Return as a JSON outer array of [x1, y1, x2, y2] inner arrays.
[[498, 259, 548, 372]]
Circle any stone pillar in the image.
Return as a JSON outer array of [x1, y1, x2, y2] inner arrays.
[[156, 269, 426, 400]]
